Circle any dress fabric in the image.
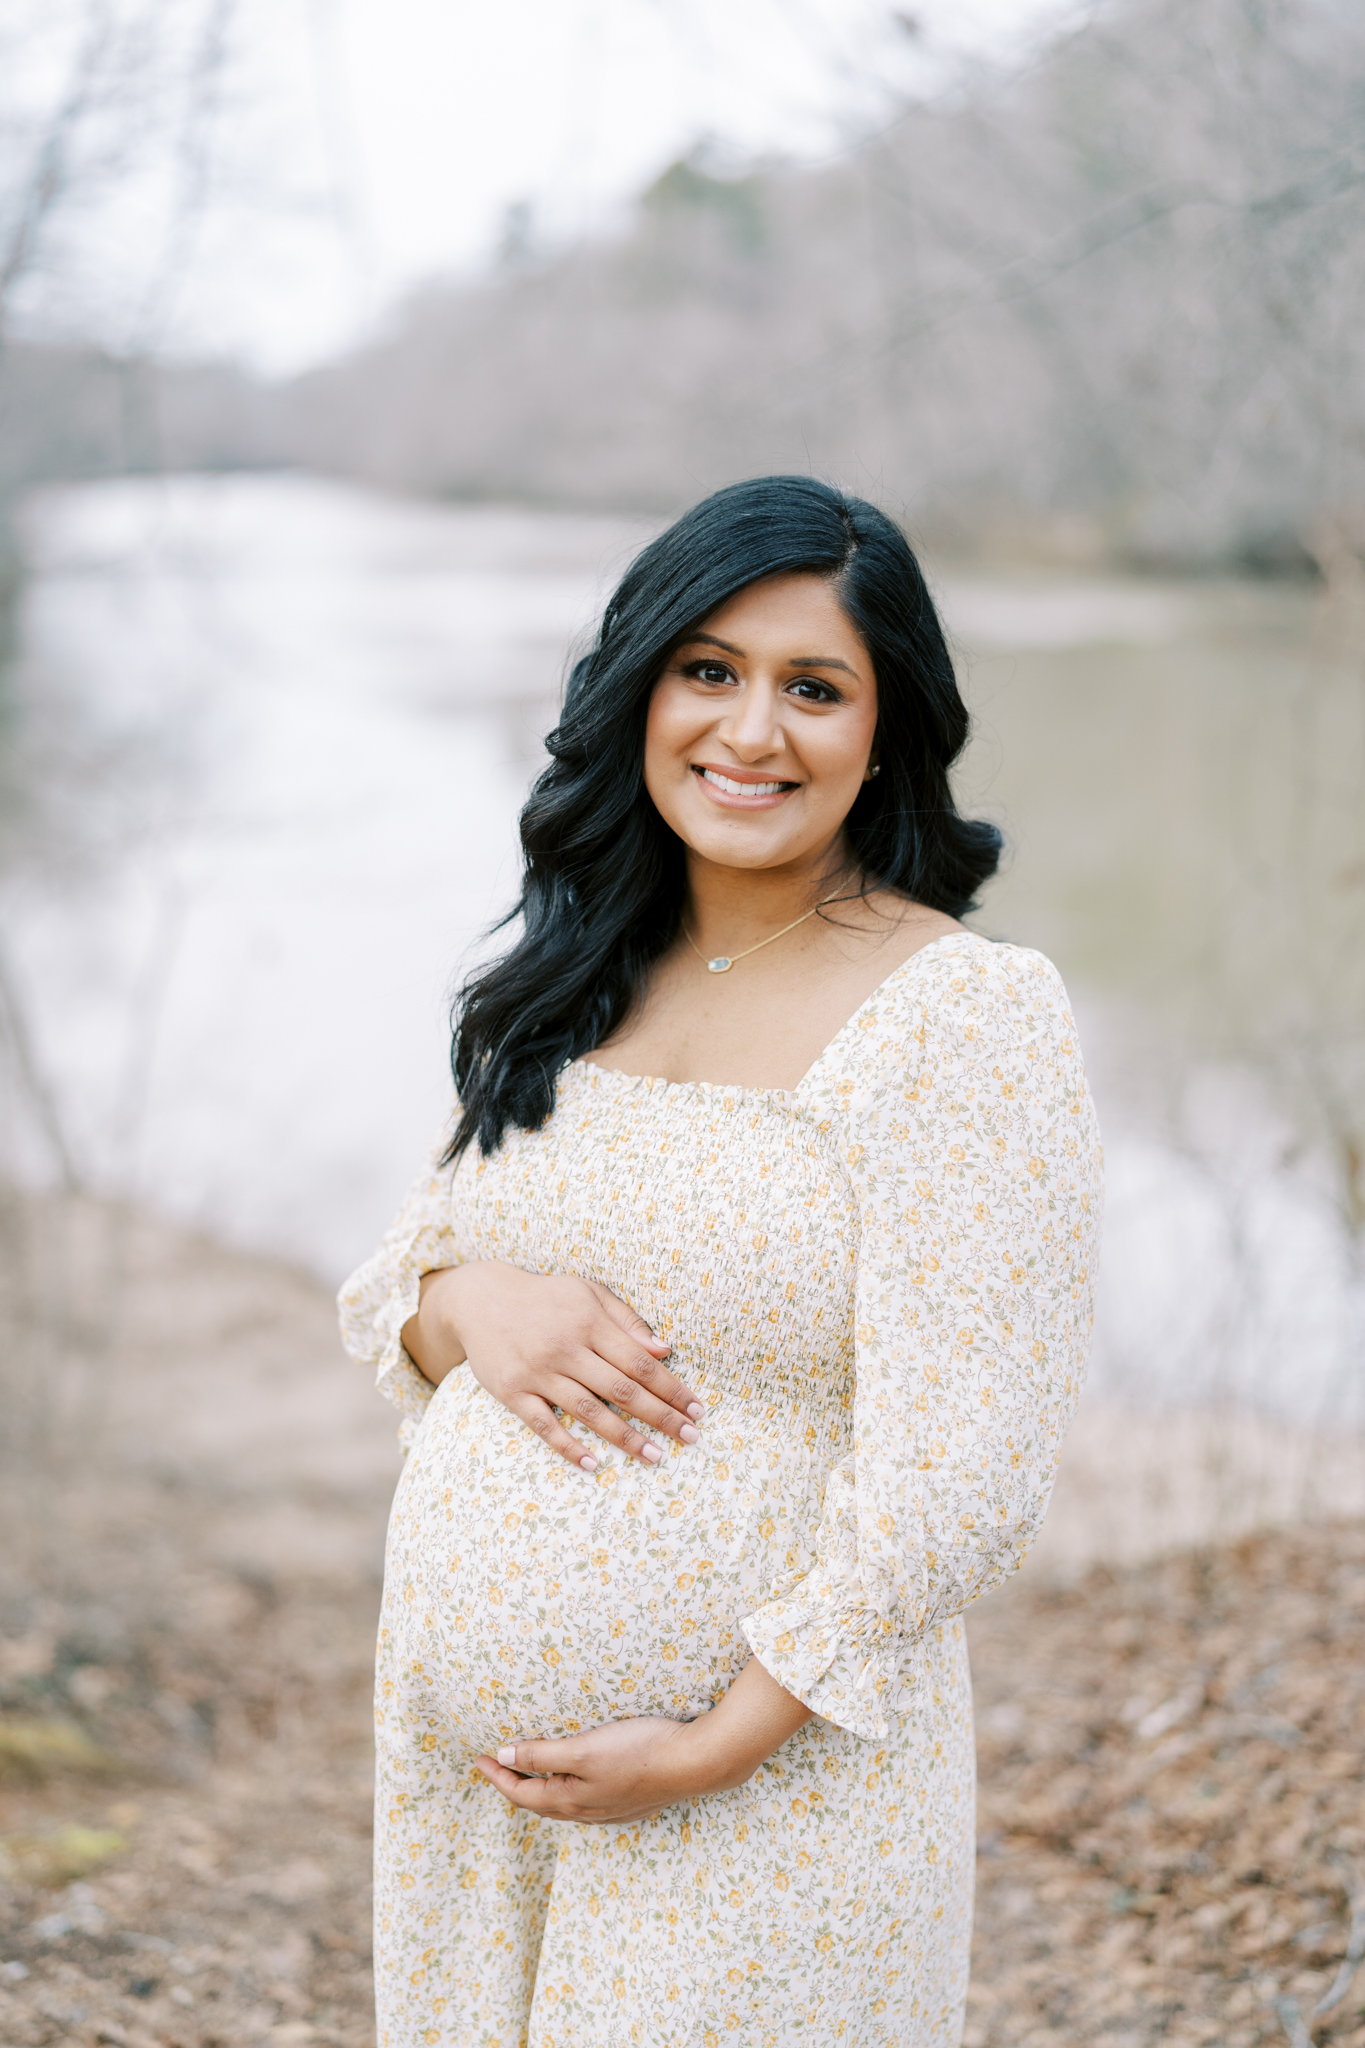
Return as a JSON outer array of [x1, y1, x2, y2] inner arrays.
[[338, 932, 1103, 2048]]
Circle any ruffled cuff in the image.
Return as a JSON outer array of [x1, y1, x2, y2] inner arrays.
[[337, 1220, 461, 1442], [374, 1333, 435, 1444], [744, 1535, 1008, 1739], [742, 1576, 903, 1742]]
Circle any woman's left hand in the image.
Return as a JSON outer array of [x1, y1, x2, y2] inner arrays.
[[474, 1656, 814, 1823]]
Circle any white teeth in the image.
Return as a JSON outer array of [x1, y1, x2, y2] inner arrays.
[[700, 769, 789, 797]]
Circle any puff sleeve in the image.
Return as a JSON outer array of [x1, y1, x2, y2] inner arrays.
[[337, 1119, 463, 1447], [742, 944, 1103, 1738]]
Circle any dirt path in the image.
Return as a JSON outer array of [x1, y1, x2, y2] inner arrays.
[[1, 1199, 1361, 2047]]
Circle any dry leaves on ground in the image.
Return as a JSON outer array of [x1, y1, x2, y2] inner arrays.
[[0, 1508, 381, 2048], [966, 1522, 1365, 2048], [1, 1487, 1361, 2048]]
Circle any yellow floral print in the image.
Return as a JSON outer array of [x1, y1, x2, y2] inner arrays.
[[339, 932, 1103, 2048]]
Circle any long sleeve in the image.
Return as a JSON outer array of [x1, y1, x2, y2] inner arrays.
[[743, 942, 1103, 1739], [337, 1119, 463, 1446]]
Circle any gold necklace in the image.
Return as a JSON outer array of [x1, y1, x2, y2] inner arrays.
[[682, 893, 841, 974]]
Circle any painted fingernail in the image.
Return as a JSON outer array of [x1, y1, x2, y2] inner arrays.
[[686, 1402, 704, 1420], [680, 1423, 700, 1444], [580, 1455, 598, 1472], [497, 1746, 517, 1767], [640, 1442, 663, 1464]]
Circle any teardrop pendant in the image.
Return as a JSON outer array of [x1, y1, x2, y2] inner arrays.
[[707, 956, 732, 973]]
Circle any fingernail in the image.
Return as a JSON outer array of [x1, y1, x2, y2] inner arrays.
[[680, 1423, 700, 1444], [640, 1442, 662, 1464], [687, 1402, 704, 1421], [496, 1745, 517, 1767], [580, 1455, 598, 1472]]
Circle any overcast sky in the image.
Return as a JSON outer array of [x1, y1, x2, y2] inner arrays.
[[4, 0, 1091, 374]]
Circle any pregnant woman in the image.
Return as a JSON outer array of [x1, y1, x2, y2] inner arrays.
[[340, 475, 1102, 2048]]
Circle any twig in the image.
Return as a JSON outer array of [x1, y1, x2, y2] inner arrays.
[[0, 937, 80, 1191], [1270, 1868, 1365, 2047], [1313, 1879, 1365, 2021], [0, 0, 117, 329]]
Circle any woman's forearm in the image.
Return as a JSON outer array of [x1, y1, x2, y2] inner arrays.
[[480, 1656, 815, 1822], [685, 1656, 814, 1790], [401, 1264, 474, 1385]]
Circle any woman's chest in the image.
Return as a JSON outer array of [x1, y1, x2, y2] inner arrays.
[[450, 1068, 857, 1385]]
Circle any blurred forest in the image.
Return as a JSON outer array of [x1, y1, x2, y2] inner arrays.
[[3, 0, 1364, 557], [3, 0, 1362, 1362], [285, 0, 1365, 564]]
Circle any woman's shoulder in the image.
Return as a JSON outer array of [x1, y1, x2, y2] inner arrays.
[[797, 931, 1095, 1178], [853, 928, 1074, 1048], [802, 930, 1085, 1124]]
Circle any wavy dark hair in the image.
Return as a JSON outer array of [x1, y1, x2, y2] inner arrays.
[[446, 475, 1001, 1160]]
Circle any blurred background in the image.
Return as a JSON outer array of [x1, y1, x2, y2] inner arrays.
[[0, 4, 1362, 2045]]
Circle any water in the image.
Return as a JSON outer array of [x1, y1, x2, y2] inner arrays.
[[3, 473, 1359, 1421], [3, 475, 651, 1276]]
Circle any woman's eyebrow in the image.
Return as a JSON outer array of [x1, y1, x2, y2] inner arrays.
[[681, 632, 857, 677], [682, 632, 745, 655], [786, 654, 856, 674]]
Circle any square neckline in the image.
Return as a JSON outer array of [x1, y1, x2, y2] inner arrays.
[[571, 928, 988, 1103]]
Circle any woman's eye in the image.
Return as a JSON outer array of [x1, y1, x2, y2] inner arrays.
[[788, 677, 838, 702], [690, 662, 733, 685]]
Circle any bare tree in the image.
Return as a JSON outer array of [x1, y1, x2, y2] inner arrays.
[[0, 0, 247, 1477], [282, 0, 1365, 565]]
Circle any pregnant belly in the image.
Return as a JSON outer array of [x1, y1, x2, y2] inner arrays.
[[381, 1370, 828, 1761]]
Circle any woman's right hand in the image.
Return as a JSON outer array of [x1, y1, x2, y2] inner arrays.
[[400, 1262, 705, 1473]]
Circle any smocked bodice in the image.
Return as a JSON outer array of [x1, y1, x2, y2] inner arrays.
[[451, 1061, 858, 1448]]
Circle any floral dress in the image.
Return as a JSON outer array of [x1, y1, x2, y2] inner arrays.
[[338, 932, 1102, 2048]]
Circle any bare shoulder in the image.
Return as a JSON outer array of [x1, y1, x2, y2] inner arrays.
[[821, 887, 964, 969]]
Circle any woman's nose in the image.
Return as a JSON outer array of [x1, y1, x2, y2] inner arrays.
[[716, 682, 783, 759]]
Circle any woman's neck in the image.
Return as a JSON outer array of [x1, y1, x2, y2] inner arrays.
[[682, 846, 857, 956]]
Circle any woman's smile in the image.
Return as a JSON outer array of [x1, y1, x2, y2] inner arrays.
[[692, 763, 800, 807]]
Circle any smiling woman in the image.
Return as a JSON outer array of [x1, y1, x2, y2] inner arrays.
[[338, 476, 1103, 2048], [444, 478, 1005, 1148]]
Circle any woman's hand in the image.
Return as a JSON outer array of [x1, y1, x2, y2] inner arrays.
[[473, 1657, 814, 1823], [477, 1715, 702, 1823], [401, 1261, 705, 1472]]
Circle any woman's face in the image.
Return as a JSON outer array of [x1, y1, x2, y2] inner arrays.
[[644, 572, 879, 878]]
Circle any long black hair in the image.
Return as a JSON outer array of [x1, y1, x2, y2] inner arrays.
[[446, 475, 1000, 1160]]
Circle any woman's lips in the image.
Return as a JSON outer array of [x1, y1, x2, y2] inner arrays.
[[691, 764, 798, 809]]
